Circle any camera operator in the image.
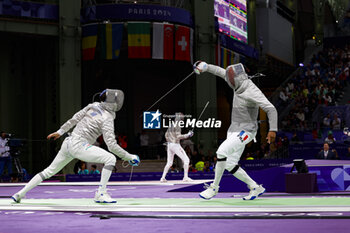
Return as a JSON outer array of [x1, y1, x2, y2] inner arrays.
[[0, 132, 12, 181]]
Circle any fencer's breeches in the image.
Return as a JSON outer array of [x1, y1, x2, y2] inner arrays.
[[216, 131, 255, 171], [40, 136, 116, 180], [165, 143, 190, 167]]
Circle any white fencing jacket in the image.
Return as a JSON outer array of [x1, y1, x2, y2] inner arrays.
[[56, 102, 133, 161], [206, 64, 278, 134]]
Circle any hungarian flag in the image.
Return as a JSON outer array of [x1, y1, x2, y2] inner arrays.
[[128, 22, 151, 58], [98, 23, 123, 60], [82, 24, 98, 60], [152, 23, 174, 60], [175, 25, 193, 62]]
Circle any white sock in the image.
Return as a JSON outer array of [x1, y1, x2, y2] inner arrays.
[[17, 173, 43, 197], [233, 167, 258, 189], [98, 167, 112, 192], [213, 161, 226, 187], [183, 163, 189, 179]]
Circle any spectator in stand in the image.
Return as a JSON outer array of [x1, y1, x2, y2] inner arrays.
[[279, 88, 289, 104], [78, 162, 89, 175], [195, 160, 204, 172], [90, 165, 100, 174], [325, 131, 336, 144], [296, 109, 305, 124], [323, 93, 332, 106], [0, 132, 12, 180], [287, 81, 294, 94], [203, 161, 211, 172], [190, 149, 201, 168], [332, 114, 341, 130], [118, 133, 127, 149], [302, 85, 309, 98], [139, 130, 149, 158], [209, 157, 217, 171], [291, 132, 301, 144], [170, 165, 179, 173], [344, 65, 349, 85], [317, 143, 337, 160], [323, 114, 332, 128], [245, 152, 255, 160], [282, 136, 289, 147], [276, 137, 283, 149]]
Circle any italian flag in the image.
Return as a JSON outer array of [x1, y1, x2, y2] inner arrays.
[[152, 23, 174, 60], [128, 22, 151, 59]]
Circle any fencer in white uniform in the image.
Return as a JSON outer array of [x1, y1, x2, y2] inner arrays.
[[11, 89, 140, 204], [161, 113, 194, 182], [194, 61, 277, 200]]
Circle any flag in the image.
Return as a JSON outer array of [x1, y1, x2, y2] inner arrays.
[[98, 23, 123, 60], [128, 22, 151, 58], [82, 24, 98, 60], [152, 23, 174, 60], [218, 47, 238, 68], [175, 25, 193, 62]]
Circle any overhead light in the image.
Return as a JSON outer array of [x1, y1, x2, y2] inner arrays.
[[299, 63, 304, 67]]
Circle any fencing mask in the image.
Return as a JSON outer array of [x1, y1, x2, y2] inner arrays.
[[225, 63, 248, 90], [175, 112, 184, 121], [100, 89, 124, 112]]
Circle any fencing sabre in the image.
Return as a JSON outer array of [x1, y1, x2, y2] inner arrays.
[[140, 71, 195, 117], [191, 101, 210, 131], [248, 73, 266, 79]]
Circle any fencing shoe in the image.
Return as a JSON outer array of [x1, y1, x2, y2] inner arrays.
[[160, 178, 167, 183], [182, 177, 193, 182], [243, 185, 265, 200], [11, 193, 23, 203], [199, 183, 219, 200], [94, 191, 116, 203]]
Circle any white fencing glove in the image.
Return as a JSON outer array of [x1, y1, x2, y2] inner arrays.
[[128, 154, 140, 166], [186, 130, 194, 138], [193, 61, 208, 75]]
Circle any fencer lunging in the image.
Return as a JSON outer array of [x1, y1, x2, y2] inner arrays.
[[194, 62, 278, 200], [11, 89, 140, 204], [161, 113, 194, 182]]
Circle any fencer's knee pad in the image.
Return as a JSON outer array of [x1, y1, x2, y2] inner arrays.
[[103, 156, 116, 171], [228, 165, 240, 175]]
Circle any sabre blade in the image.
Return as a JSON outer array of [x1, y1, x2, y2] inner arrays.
[[191, 101, 210, 130], [140, 71, 195, 117], [197, 101, 210, 121]]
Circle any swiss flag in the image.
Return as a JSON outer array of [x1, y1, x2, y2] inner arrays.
[[175, 25, 193, 62]]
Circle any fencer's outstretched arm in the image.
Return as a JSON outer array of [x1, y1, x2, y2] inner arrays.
[[176, 130, 193, 141], [206, 64, 226, 80], [194, 61, 226, 80], [248, 83, 278, 132], [102, 120, 133, 161], [56, 104, 92, 136]]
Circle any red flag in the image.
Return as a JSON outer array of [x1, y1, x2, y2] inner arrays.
[[175, 25, 191, 62], [163, 24, 174, 60], [152, 23, 174, 60]]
